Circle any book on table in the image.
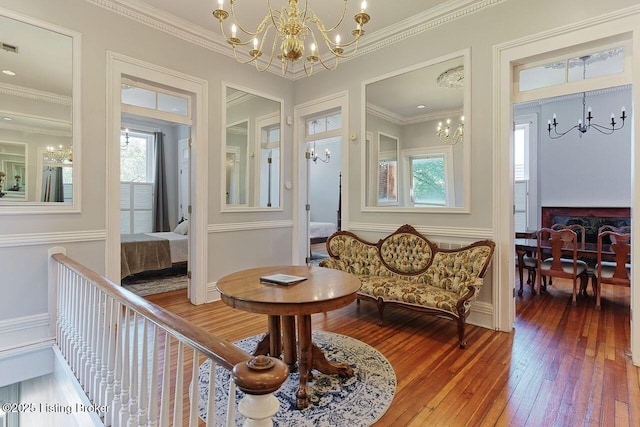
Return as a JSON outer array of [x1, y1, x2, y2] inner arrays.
[[259, 273, 308, 286]]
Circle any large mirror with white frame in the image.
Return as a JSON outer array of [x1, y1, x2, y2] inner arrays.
[[223, 84, 283, 210], [362, 50, 470, 211], [0, 11, 78, 209]]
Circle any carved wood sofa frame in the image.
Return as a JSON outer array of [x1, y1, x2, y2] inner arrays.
[[319, 224, 495, 348]]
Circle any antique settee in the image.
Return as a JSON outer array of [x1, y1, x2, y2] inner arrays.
[[319, 224, 495, 348]]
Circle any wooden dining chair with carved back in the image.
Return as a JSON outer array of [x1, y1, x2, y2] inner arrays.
[[537, 227, 589, 306], [595, 230, 631, 310], [545, 224, 587, 291], [516, 230, 538, 295]]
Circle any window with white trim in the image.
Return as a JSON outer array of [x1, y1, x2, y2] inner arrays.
[[403, 146, 454, 207]]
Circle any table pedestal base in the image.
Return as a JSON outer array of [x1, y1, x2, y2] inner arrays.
[[254, 315, 354, 409]]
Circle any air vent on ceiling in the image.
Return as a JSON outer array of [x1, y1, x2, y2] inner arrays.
[[0, 42, 19, 53]]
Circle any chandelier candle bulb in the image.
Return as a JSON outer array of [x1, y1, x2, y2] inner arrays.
[[214, 0, 371, 76]]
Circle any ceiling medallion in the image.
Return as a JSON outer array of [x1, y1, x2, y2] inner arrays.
[[436, 65, 464, 89]]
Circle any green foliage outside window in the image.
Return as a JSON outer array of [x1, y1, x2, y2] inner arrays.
[[411, 156, 446, 206]]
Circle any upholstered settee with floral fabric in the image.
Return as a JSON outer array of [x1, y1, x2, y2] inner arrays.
[[319, 224, 495, 348]]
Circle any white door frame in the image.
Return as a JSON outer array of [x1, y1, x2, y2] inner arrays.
[[493, 6, 640, 365], [106, 52, 209, 305], [293, 91, 349, 265]]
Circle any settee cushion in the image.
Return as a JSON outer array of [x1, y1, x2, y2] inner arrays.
[[359, 275, 461, 315]]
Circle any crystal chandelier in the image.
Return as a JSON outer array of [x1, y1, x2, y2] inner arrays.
[[436, 116, 464, 145], [213, 0, 370, 76], [43, 144, 73, 164], [547, 55, 626, 139]]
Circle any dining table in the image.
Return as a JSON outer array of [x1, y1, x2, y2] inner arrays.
[[515, 237, 616, 296]]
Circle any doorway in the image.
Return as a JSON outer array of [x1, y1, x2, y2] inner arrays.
[[494, 14, 639, 365], [106, 52, 208, 304]]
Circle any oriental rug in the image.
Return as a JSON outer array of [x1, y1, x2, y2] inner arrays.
[[198, 331, 396, 426]]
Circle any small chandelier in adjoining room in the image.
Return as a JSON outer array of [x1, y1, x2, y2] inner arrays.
[[43, 144, 73, 164], [547, 55, 626, 139], [436, 116, 464, 145], [121, 128, 130, 148], [308, 141, 330, 163], [213, 0, 370, 76]]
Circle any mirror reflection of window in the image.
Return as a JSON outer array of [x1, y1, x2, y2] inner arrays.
[[403, 146, 454, 207], [364, 52, 468, 210]]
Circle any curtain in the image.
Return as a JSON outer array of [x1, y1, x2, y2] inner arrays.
[[153, 132, 170, 232], [41, 166, 64, 202]]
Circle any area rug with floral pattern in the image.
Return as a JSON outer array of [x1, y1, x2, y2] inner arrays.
[[197, 331, 396, 426]]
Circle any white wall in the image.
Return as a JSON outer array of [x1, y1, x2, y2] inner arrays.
[[539, 88, 632, 207]]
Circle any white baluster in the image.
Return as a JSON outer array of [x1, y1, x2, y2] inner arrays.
[[189, 350, 200, 427], [148, 325, 160, 427], [118, 308, 131, 427], [173, 342, 185, 427], [104, 299, 119, 426], [226, 381, 236, 426], [205, 359, 216, 427], [159, 333, 171, 427], [127, 312, 140, 427]]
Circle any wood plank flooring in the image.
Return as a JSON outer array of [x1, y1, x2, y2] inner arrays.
[[146, 275, 639, 426]]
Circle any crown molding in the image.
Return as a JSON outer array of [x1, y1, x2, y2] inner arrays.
[[89, 0, 504, 80], [367, 102, 463, 126], [0, 82, 71, 106]]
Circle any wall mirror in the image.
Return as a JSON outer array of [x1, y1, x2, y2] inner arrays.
[[223, 84, 283, 210], [0, 11, 78, 210], [362, 49, 470, 211]]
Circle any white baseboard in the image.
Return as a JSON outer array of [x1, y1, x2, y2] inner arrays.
[[207, 282, 221, 303], [0, 313, 52, 353], [467, 301, 494, 330]]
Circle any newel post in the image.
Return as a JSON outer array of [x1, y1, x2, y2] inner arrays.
[[232, 355, 288, 427]]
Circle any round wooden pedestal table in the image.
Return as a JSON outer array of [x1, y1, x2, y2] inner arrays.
[[217, 265, 361, 409]]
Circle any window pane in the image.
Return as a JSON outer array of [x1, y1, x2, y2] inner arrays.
[[121, 133, 150, 182], [568, 47, 624, 82], [519, 60, 566, 91], [158, 92, 188, 116], [514, 128, 526, 181], [307, 117, 326, 135], [326, 113, 342, 131], [411, 156, 446, 206], [121, 85, 156, 109]]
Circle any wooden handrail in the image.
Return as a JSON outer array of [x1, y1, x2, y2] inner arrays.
[[51, 253, 288, 390]]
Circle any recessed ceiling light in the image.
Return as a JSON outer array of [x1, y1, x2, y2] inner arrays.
[[2, 69, 16, 76], [416, 104, 426, 109], [2, 117, 12, 121]]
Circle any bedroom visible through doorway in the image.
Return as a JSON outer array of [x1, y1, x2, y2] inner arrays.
[[119, 82, 193, 295]]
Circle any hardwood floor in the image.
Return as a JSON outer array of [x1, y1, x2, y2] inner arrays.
[[146, 276, 639, 426]]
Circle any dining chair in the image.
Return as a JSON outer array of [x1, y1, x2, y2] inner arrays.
[[537, 227, 589, 306], [595, 230, 631, 310], [516, 230, 538, 295], [545, 224, 587, 290]]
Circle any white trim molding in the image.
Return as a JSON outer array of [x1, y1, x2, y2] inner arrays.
[[0, 314, 52, 353], [0, 230, 106, 248], [208, 220, 293, 233]]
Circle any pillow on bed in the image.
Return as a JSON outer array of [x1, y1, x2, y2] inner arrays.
[[174, 220, 189, 235]]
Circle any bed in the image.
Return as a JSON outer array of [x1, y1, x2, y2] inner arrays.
[[121, 221, 189, 279], [310, 222, 338, 244]]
